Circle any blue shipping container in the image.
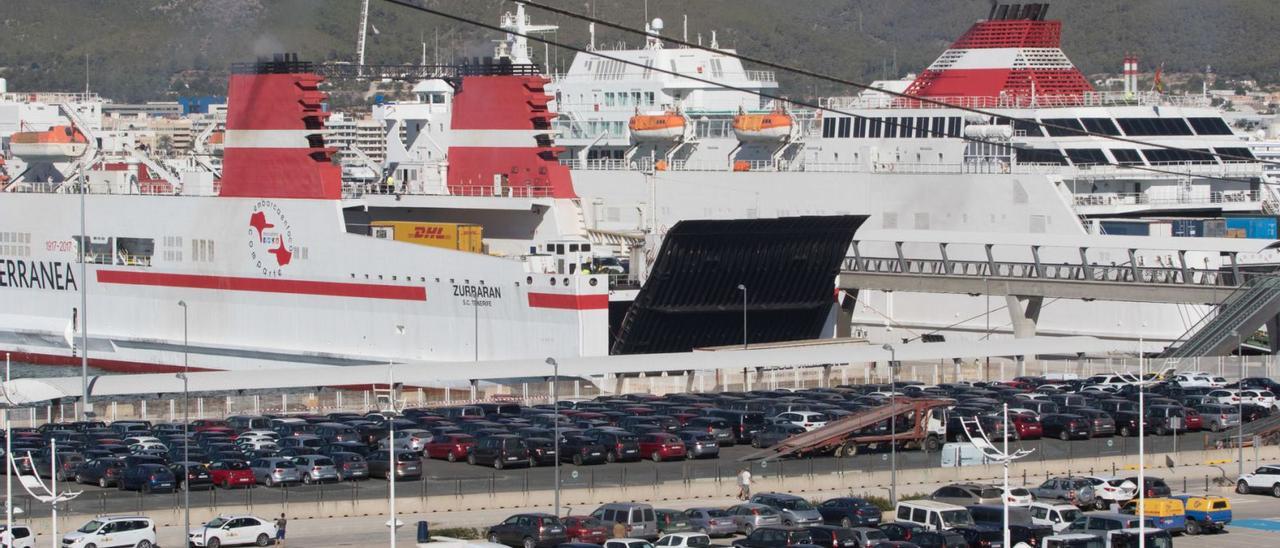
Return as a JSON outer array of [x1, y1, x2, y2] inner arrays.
[[1225, 217, 1278, 239], [1170, 219, 1205, 237], [1100, 220, 1150, 236]]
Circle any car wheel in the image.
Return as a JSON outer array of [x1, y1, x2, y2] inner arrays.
[[1186, 520, 1201, 536], [1094, 499, 1108, 511], [137, 541, 154, 548], [652, 452, 662, 462], [489, 534, 501, 544], [573, 454, 584, 466], [606, 452, 617, 463], [265, 477, 275, 487], [743, 523, 754, 534], [255, 532, 271, 546], [303, 474, 313, 485], [495, 459, 505, 470], [467, 454, 477, 466], [1120, 426, 1132, 437], [751, 439, 760, 449], [523, 537, 536, 548], [447, 452, 457, 463], [85, 544, 97, 548], [1237, 480, 1250, 494], [99, 477, 108, 488], [840, 517, 852, 528], [141, 482, 151, 494], [1211, 423, 1221, 433], [1272, 483, 1280, 498], [1059, 430, 1070, 441], [207, 538, 220, 548], [698, 527, 709, 535]]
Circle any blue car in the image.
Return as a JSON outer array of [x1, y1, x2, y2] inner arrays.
[[118, 463, 176, 493], [816, 497, 882, 527]]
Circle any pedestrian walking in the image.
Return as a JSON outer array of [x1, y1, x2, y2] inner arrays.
[[737, 467, 752, 500], [275, 513, 288, 546]]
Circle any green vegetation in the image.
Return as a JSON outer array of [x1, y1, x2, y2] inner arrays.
[[861, 492, 929, 512], [430, 527, 485, 540], [1, 0, 1276, 102]]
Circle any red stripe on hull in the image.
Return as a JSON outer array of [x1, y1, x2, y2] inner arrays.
[[96, 270, 428, 301], [527, 292, 607, 310], [7, 351, 213, 374]]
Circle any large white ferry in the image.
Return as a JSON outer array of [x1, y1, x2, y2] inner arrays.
[[375, 2, 1279, 347]]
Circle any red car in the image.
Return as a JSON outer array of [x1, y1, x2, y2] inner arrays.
[[425, 433, 476, 462], [190, 419, 230, 433], [207, 460, 256, 488], [1182, 408, 1204, 431], [562, 516, 608, 544], [637, 433, 686, 462], [1010, 414, 1043, 440]]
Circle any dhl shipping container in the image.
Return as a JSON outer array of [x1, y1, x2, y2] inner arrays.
[[370, 221, 483, 252]]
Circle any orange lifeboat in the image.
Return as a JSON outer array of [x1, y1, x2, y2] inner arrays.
[[9, 125, 88, 159], [732, 109, 794, 142], [207, 130, 225, 155], [629, 112, 686, 141]]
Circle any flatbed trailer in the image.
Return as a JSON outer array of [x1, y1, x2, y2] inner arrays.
[[739, 398, 952, 460]]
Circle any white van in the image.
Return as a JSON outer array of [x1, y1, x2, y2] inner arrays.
[[1028, 501, 1083, 532], [892, 500, 974, 531], [939, 442, 997, 467], [63, 516, 156, 548]]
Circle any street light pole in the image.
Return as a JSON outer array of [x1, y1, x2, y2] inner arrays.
[[737, 284, 747, 350], [1236, 330, 1244, 478], [177, 301, 190, 544], [1002, 403, 1010, 548], [387, 362, 398, 548], [882, 343, 897, 506], [79, 173, 89, 420], [547, 358, 561, 517], [1138, 325, 1145, 548]]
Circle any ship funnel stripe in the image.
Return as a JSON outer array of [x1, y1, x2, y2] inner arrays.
[[450, 129, 554, 148], [224, 129, 320, 149]]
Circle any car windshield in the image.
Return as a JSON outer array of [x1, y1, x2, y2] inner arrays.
[[223, 461, 249, 470], [864, 530, 887, 540], [978, 488, 1002, 498], [1059, 509, 1081, 523], [778, 499, 813, 511], [940, 510, 975, 528], [206, 517, 228, 528], [686, 536, 711, 547], [77, 520, 103, 534], [705, 510, 730, 518], [396, 453, 418, 462]]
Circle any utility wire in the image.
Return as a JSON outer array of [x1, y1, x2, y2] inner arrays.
[[378, 0, 1268, 185], [517, 0, 1274, 168]]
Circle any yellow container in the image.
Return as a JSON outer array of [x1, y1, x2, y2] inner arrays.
[[371, 221, 483, 253]]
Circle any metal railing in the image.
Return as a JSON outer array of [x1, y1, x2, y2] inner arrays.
[[343, 183, 556, 199], [1074, 189, 1264, 207], [819, 90, 1212, 110], [842, 255, 1241, 289]]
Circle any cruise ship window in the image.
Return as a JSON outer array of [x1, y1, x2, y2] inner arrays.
[[1042, 118, 1085, 137], [901, 117, 914, 137], [1080, 118, 1121, 136], [883, 118, 898, 138], [837, 117, 851, 138], [1110, 149, 1143, 165], [1065, 149, 1110, 166], [869, 118, 883, 138], [853, 117, 867, 138], [930, 117, 945, 138], [946, 117, 962, 137], [1013, 119, 1043, 137], [645, 92, 655, 105], [604, 93, 616, 107], [915, 117, 929, 137], [1214, 147, 1255, 162], [1116, 117, 1193, 136], [822, 118, 836, 138], [1141, 148, 1216, 164], [1015, 148, 1068, 165], [1187, 117, 1233, 135]]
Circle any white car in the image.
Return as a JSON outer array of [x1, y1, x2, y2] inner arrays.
[[1239, 390, 1277, 409], [656, 533, 712, 548], [1170, 374, 1223, 388], [1237, 464, 1280, 497], [188, 515, 278, 547], [1003, 486, 1034, 506], [122, 436, 164, 446], [63, 516, 156, 548], [773, 411, 829, 432], [237, 440, 279, 452], [238, 430, 279, 442], [1027, 502, 1082, 532], [1083, 476, 1137, 509], [128, 441, 168, 453], [1207, 389, 1242, 405], [0, 524, 34, 548]]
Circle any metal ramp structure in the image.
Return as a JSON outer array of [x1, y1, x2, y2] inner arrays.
[[1208, 413, 1280, 448], [739, 398, 952, 461], [1159, 276, 1280, 358]]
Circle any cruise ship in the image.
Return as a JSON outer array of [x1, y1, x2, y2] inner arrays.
[[375, 1, 1278, 348]]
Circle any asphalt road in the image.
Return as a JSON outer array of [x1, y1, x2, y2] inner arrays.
[[21, 431, 1220, 521]]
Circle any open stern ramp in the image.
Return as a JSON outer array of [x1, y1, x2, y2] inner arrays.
[[740, 398, 953, 461], [1160, 276, 1280, 357]]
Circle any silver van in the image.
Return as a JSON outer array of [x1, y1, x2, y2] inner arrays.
[[592, 503, 659, 540]]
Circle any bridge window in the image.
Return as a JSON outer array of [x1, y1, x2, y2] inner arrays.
[[1015, 148, 1068, 165], [838, 117, 851, 138], [1116, 117, 1194, 136], [822, 118, 835, 138], [1140, 148, 1217, 164], [946, 117, 962, 137], [915, 117, 929, 138], [869, 118, 883, 138], [930, 117, 945, 138], [883, 117, 898, 138], [854, 117, 868, 138], [1042, 118, 1086, 137], [1214, 147, 1256, 162], [1110, 149, 1144, 165], [1080, 118, 1121, 136], [1187, 117, 1233, 135], [1065, 149, 1110, 165], [1013, 119, 1044, 137]]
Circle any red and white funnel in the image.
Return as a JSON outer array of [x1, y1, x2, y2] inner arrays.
[[903, 2, 1092, 103]]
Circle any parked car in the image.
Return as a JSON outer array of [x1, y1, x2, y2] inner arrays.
[[1121, 476, 1171, 498], [892, 500, 975, 531], [560, 436, 610, 465], [208, 459, 257, 489], [187, 514, 278, 547], [591, 503, 659, 540], [928, 483, 1003, 507], [655, 509, 694, 535], [1168, 494, 1231, 535], [292, 455, 340, 484], [1030, 477, 1095, 503], [684, 508, 738, 537], [1028, 501, 1083, 532], [773, 412, 829, 432], [562, 516, 610, 544], [73, 458, 125, 488], [731, 526, 813, 548], [487, 513, 568, 548], [248, 457, 302, 487], [1081, 476, 1138, 510], [655, 533, 712, 548], [1064, 512, 1151, 539], [0, 524, 34, 548], [367, 449, 423, 480], [638, 433, 687, 462], [816, 497, 881, 528], [424, 433, 476, 462], [62, 516, 156, 548], [329, 452, 369, 481], [1040, 414, 1091, 441], [804, 525, 858, 548], [1236, 463, 1280, 497], [752, 424, 806, 448], [750, 493, 823, 527], [170, 461, 215, 491], [470, 435, 532, 469], [119, 463, 176, 493], [589, 430, 643, 463]]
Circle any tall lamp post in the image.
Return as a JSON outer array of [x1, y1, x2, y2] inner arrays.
[[177, 301, 190, 544], [388, 325, 405, 547], [1234, 330, 1244, 478], [737, 284, 747, 350], [546, 358, 561, 517], [882, 343, 897, 506]]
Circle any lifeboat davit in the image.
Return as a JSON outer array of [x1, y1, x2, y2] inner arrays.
[[629, 112, 686, 141], [732, 110, 794, 142], [8, 125, 88, 159]]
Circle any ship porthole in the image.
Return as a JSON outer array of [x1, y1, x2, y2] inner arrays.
[[563, 277, 570, 286], [550, 278, 557, 286], [526, 276, 533, 285], [589, 278, 598, 287]]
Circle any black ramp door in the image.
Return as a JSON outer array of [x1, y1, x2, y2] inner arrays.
[[611, 215, 865, 355]]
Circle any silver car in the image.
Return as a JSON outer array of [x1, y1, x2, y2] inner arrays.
[[677, 431, 720, 459], [725, 503, 783, 534], [1197, 404, 1241, 432], [249, 457, 302, 487], [684, 508, 738, 537], [292, 455, 340, 484], [749, 493, 823, 526], [329, 452, 369, 481]]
